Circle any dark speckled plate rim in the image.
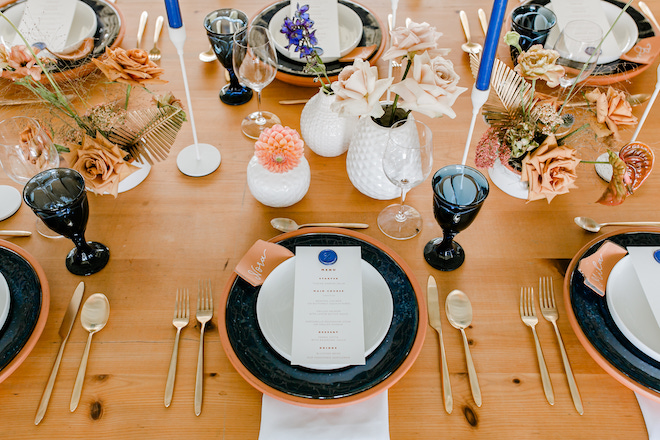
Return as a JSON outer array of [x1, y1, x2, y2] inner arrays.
[[564, 228, 660, 401], [218, 227, 426, 408], [0, 239, 49, 384]]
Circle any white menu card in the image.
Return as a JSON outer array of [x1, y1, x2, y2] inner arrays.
[[628, 247, 660, 328], [291, 246, 365, 366], [14, 0, 77, 53], [290, 0, 341, 61]]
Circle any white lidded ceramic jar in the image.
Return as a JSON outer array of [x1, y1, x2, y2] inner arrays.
[[246, 155, 311, 208], [299, 90, 358, 157]]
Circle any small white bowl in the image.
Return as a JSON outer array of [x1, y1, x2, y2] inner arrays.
[[269, 4, 363, 63], [0, 0, 97, 54]]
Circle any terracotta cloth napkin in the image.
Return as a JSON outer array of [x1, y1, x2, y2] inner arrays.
[[636, 392, 660, 439], [258, 391, 390, 440]]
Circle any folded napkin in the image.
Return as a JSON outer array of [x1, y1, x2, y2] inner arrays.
[[258, 392, 390, 440], [636, 392, 660, 439]]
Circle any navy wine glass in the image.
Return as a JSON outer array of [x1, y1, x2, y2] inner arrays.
[[424, 165, 489, 271], [204, 9, 253, 105], [23, 168, 110, 276]]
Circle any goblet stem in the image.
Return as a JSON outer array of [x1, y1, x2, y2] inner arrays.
[[255, 91, 266, 126], [437, 229, 457, 254], [71, 234, 94, 254], [394, 188, 409, 223]]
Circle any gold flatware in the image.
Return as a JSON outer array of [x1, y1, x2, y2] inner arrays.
[[164, 288, 189, 407], [0, 230, 31, 237], [639, 1, 660, 30], [199, 46, 216, 62], [194, 280, 213, 416], [271, 217, 369, 233], [445, 290, 481, 407], [148, 16, 164, 62], [478, 8, 489, 35], [540, 277, 583, 414], [137, 11, 148, 49], [574, 216, 660, 233], [427, 276, 452, 414], [279, 99, 310, 105], [70, 293, 110, 412], [459, 11, 482, 54], [35, 282, 84, 425], [520, 287, 554, 405]]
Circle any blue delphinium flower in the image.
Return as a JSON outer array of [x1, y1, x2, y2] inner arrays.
[[280, 3, 331, 93]]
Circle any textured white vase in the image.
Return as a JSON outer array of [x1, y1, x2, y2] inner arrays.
[[299, 91, 358, 157], [346, 113, 415, 200], [246, 156, 311, 208]]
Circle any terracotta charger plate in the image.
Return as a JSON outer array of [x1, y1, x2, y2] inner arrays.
[[218, 228, 426, 407], [0, 239, 50, 384], [0, 0, 125, 83], [252, 0, 387, 87], [564, 228, 660, 402]]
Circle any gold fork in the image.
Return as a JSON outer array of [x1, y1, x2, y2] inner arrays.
[[164, 288, 189, 407], [194, 280, 213, 416], [540, 277, 583, 414], [148, 15, 164, 62], [520, 287, 554, 405]]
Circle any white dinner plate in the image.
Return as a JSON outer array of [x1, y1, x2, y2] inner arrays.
[[544, 1, 638, 64], [0, 186, 21, 221], [256, 257, 393, 370], [269, 3, 363, 63], [0, 271, 10, 333], [606, 255, 660, 362], [0, 0, 97, 54]]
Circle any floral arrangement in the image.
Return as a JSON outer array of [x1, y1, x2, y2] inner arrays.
[[0, 13, 186, 196], [473, 31, 650, 205], [255, 124, 304, 173], [331, 20, 466, 127]]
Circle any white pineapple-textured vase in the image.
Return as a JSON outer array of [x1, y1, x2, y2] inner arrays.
[[299, 90, 358, 157], [246, 155, 311, 208], [346, 113, 415, 200]]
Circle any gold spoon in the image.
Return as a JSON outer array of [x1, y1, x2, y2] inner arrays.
[[199, 45, 216, 62], [459, 11, 482, 54], [270, 218, 369, 233], [574, 216, 660, 233]]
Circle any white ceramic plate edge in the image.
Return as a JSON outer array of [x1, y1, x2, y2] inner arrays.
[[0, 271, 11, 333], [606, 255, 660, 362]]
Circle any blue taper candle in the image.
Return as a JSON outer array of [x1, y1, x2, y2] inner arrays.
[[475, 0, 509, 90], [164, 0, 183, 29]]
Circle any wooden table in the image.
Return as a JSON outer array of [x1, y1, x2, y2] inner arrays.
[[1, 0, 658, 437]]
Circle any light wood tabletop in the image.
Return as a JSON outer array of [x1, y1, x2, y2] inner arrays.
[[1, 0, 659, 438]]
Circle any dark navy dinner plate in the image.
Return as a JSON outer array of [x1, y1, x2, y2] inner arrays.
[[220, 229, 426, 407], [565, 230, 660, 399]]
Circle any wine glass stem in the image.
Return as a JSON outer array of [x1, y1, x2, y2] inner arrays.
[[438, 229, 457, 252], [255, 91, 266, 126], [71, 234, 93, 254], [395, 188, 409, 223]]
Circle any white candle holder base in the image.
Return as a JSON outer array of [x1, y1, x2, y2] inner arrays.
[[487, 158, 529, 200], [176, 143, 222, 177]]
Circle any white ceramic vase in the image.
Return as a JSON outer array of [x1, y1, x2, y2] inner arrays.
[[246, 155, 311, 208], [487, 158, 529, 200], [299, 90, 358, 157], [346, 112, 416, 200]]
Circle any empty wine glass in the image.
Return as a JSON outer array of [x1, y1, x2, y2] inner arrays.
[[424, 165, 489, 271], [233, 24, 281, 139], [552, 20, 602, 91], [0, 116, 62, 238], [23, 168, 110, 276], [377, 119, 433, 240]]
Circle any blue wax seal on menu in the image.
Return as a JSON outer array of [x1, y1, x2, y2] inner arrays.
[[318, 249, 338, 265], [654, 249, 660, 264]]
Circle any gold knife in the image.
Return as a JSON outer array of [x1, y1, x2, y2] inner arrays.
[[35, 281, 85, 425], [427, 275, 452, 414]]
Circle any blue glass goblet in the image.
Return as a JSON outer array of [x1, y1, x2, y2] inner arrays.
[[424, 165, 489, 271], [204, 9, 253, 105]]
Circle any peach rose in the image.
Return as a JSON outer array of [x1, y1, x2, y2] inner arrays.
[[389, 51, 466, 118], [585, 87, 638, 139], [383, 21, 448, 60], [330, 58, 393, 118], [93, 47, 166, 86], [520, 135, 581, 203], [64, 132, 138, 197], [515, 45, 565, 88]]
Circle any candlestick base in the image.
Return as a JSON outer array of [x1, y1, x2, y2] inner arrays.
[[176, 143, 221, 177]]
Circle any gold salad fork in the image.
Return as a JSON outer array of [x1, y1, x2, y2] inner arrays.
[[194, 280, 213, 416], [520, 287, 554, 405], [539, 277, 583, 414], [165, 288, 189, 407], [148, 16, 164, 62]]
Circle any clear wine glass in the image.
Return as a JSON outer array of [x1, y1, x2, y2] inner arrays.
[[423, 165, 489, 271], [0, 116, 62, 238], [552, 20, 602, 91], [378, 119, 433, 240], [233, 24, 281, 139], [23, 168, 110, 276]]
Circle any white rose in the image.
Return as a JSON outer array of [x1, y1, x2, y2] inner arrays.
[[330, 59, 393, 118]]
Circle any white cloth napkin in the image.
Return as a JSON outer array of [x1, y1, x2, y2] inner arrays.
[[636, 392, 660, 439], [258, 391, 390, 440]]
